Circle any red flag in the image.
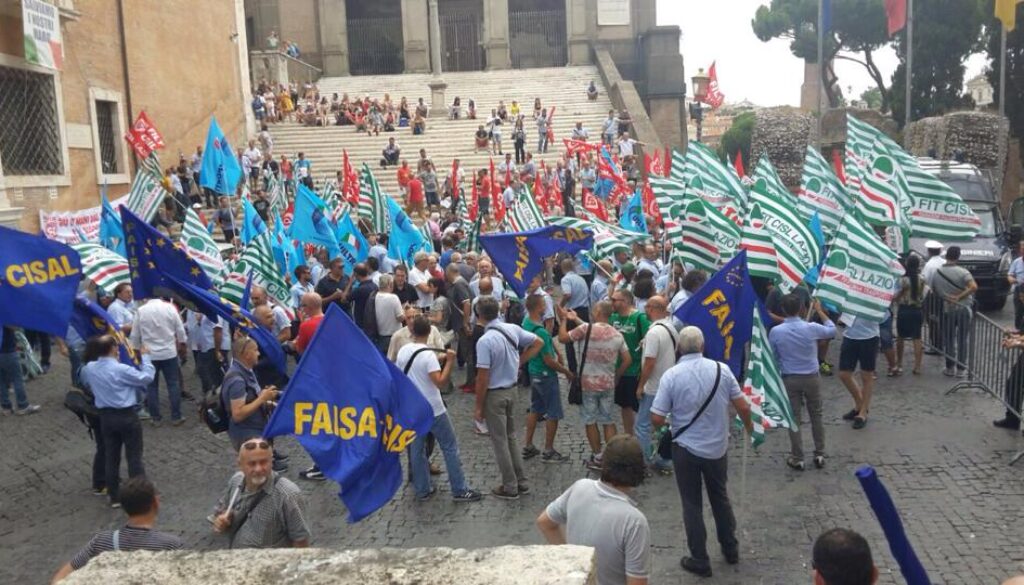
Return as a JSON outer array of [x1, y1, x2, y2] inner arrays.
[[490, 159, 506, 222], [563, 138, 599, 158], [533, 168, 548, 214], [884, 0, 907, 36], [704, 62, 725, 109], [504, 167, 512, 189], [832, 149, 847, 185], [583, 190, 608, 222], [282, 200, 295, 229], [664, 146, 671, 177], [642, 183, 660, 222], [123, 110, 164, 159], [733, 150, 746, 178]]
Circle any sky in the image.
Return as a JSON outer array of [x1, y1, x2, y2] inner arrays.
[[656, 0, 990, 108]]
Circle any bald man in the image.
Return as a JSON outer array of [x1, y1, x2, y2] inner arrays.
[[250, 286, 291, 343], [291, 293, 324, 356]]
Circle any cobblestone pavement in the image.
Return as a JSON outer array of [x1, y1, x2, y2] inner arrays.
[[4, 307, 1024, 584]]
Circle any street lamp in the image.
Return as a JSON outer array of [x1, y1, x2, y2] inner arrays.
[[690, 68, 710, 143]]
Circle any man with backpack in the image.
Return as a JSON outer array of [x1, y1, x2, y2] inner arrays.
[[221, 336, 286, 472]]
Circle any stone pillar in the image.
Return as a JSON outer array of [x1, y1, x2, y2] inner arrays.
[[800, 60, 821, 113], [642, 26, 687, 151], [318, 0, 349, 76], [565, 0, 591, 65], [428, 0, 447, 117], [402, 0, 430, 73], [482, 0, 510, 70], [235, 0, 256, 137]]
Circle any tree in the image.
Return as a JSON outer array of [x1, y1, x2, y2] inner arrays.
[[985, 1, 1024, 151], [860, 87, 883, 109], [717, 111, 756, 165], [752, 0, 893, 110], [889, 0, 985, 126]]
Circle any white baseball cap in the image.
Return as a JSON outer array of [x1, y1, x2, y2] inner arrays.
[[925, 240, 942, 250]]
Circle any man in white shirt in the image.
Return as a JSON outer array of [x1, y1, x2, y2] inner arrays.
[[409, 252, 435, 309], [374, 275, 406, 354], [250, 286, 292, 343], [571, 121, 589, 141], [921, 241, 945, 286], [617, 132, 641, 158], [129, 298, 187, 425], [470, 259, 506, 298], [635, 296, 676, 474], [108, 283, 137, 335], [396, 316, 482, 503], [289, 266, 315, 314], [920, 241, 945, 355]]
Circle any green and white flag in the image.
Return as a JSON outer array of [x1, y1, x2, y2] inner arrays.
[[678, 199, 719, 273], [461, 215, 483, 254], [221, 231, 290, 314], [683, 141, 747, 210], [669, 148, 687, 183], [751, 155, 799, 210], [844, 114, 878, 202], [418, 222, 435, 253], [814, 212, 903, 320], [889, 151, 981, 241], [180, 208, 225, 287], [799, 146, 851, 239], [267, 174, 287, 213], [359, 164, 390, 234], [71, 242, 130, 295], [748, 178, 821, 291], [650, 176, 687, 249], [740, 203, 779, 281], [857, 138, 909, 227], [125, 152, 166, 223], [701, 199, 742, 262], [504, 186, 546, 232], [742, 306, 798, 447]]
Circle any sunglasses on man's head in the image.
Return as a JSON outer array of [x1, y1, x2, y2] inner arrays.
[[242, 439, 270, 451]]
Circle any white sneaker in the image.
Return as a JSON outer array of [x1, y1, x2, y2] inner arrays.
[[15, 404, 40, 415], [474, 419, 489, 436]]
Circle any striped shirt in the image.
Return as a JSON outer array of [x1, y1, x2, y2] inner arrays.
[[215, 471, 310, 548], [70, 525, 183, 569]]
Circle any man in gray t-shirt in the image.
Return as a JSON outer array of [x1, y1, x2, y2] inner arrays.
[[537, 435, 650, 585], [929, 246, 977, 375]]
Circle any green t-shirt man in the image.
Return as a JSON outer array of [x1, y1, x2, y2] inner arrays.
[[609, 310, 649, 378], [522, 317, 556, 377]]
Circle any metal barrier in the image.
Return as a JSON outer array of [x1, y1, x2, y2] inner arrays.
[[921, 293, 1024, 464]]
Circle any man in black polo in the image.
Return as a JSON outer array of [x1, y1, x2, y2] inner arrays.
[[314, 258, 351, 314]]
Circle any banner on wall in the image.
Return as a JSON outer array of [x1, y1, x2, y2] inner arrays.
[[22, 0, 63, 70], [40, 195, 129, 244]]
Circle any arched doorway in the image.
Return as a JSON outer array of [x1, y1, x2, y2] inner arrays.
[[439, 0, 484, 72], [508, 0, 566, 69], [346, 0, 404, 75]]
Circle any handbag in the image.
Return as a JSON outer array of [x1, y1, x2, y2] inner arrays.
[[657, 363, 721, 461], [567, 320, 593, 406]]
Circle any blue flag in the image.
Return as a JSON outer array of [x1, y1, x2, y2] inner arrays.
[[620, 188, 647, 233], [120, 206, 213, 299], [334, 210, 369, 275], [480, 225, 595, 298], [856, 466, 932, 585], [239, 269, 255, 311], [241, 198, 267, 245], [803, 212, 827, 287], [271, 213, 301, 278], [290, 184, 340, 258], [68, 296, 139, 367], [674, 250, 757, 379], [99, 192, 126, 257], [199, 117, 242, 195], [386, 197, 429, 268], [0, 226, 82, 335], [263, 305, 434, 522], [163, 274, 287, 375]]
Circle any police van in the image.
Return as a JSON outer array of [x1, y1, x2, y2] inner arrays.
[[909, 159, 1012, 311]]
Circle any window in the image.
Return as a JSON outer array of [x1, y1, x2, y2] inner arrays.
[[0, 65, 64, 176], [95, 100, 118, 174]]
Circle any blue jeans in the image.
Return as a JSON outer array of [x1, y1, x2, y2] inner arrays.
[[146, 358, 182, 421], [68, 346, 83, 389], [0, 352, 28, 410], [410, 413, 469, 498], [636, 393, 671, 469]]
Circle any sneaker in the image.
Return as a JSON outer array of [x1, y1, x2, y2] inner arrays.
[[92, 487, 108, 496], [680, 556, 712, 578], [491, 486, 519, 500], [942, 368, 955, 377], [517, 484, 530, 495], [541, 449, 568, 463], [0, 408, 13, 416], [585, 454, 603, 471], [473, 419, 489, 436], [786, 457, 805, 471], [299, 467, 326, 481], [137, 409, 152, 421], [110, 501, 121, 509], [170, 417, 186, 426], [452, 489, 482, 503], [814, 455, 826, 469], [15, 404, 40, 416], [955, 369, 967, 378], [522, 445, 541, 460], [416, 486, 437, 501], [272, 460, 289, 473]]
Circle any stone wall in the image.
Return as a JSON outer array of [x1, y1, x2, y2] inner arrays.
[[593, 48, 670, 153], [904, 111, 1011, 191], [63, 545, 597, 585], [749, 106, 817, 191]]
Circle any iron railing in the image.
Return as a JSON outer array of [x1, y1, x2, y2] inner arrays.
[[509, 10, 567, 69], [348, 16, 404, 75]]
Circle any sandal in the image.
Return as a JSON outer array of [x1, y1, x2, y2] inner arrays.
[[887, 367, 900, 377]]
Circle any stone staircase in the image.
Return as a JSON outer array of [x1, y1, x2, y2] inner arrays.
[[268, 66, 614, 197]]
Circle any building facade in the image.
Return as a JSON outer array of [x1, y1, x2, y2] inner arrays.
[[0, 0, 251, 231]]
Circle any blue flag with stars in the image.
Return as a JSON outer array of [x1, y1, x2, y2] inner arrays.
[[480, 225, 594, 298], [120, 206, 213, 299], [263, 305, 434, 522], [674, 250, 757, 379], [68, 296, 139, 367]]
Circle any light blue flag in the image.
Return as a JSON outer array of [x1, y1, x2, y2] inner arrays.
[[620, 189, 647, 233], [241, 198, 267, 245], [386, 197, 429, 268], [803, 212, 827, 287], [99, 189, 126, 257], [290, 184, 340, 258], [199, 117, 242, 195], [271, 213, 302, 279], [334, 211, 369, 275]]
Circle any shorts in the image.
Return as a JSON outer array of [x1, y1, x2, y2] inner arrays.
[[581, 389, 615, 426], [426, 191, 440, 207], [614, 375, 639, 411], [896, 306, 923, 340], [839, 336, 879, 373], [529, 374, 563, 420], [879, 314, 894, 350], [478, 198, 490, 215]]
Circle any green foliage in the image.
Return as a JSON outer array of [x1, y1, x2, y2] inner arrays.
[[860, 87, 883, 109], [717, 112, 756, 165], [889, 0, 986, 126]]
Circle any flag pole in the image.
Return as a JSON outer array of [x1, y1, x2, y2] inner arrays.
[[904, 0, 914, 125], [740, 429, 750, 530], [816, 0, 825, 149], [1000, 23, 1008, 120]]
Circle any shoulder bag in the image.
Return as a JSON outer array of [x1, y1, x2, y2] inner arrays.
[[657, 363, 721, 460]]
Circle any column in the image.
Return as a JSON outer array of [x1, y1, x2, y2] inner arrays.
[[427, 0, 448, 116], [318, 0, 350, 76], [482, 0, 510, 70], [565, 0, 591, 65], [402, 0, 430, 73], [642, 26, 687, 150]]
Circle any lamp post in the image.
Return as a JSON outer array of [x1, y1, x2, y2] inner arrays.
[[690, 68, 710, 143]]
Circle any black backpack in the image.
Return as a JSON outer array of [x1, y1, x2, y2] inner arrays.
[[200, 371, 240, 435], [64, 386, 98, 434]]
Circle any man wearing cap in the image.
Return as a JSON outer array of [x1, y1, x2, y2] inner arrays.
[[921, 241, 945, 355], [921, 241, 945, 285]]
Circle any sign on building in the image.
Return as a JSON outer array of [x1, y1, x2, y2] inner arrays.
[[22, 0, 63, 70], [597, 0, 630, 26]]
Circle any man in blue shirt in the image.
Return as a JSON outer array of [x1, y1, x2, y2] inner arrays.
[[837, 315, 880, 430], [559, 258, 591, 375], [473, 297, 542, 500], [1007, 241, 1024, 330], [768, 295, 836, 471]]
